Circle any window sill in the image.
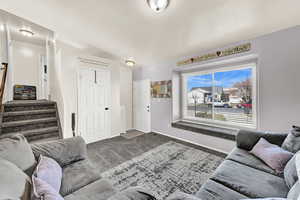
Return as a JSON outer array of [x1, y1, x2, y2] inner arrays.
[[171, 120, 238, 141]]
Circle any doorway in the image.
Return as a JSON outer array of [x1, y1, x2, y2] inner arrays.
[[78, 63, 111, 144], [133, 79, 151, 133]]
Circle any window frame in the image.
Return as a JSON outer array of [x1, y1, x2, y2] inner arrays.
[[181, 62, 257, 129]]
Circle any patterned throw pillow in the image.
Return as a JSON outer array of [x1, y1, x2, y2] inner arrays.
[[284, 154, 298, 188], [0, 158, 31, 200], [286, 153, 300, 200], [0, 134, 36, 171], [287, 181, 300, 200], [282, 126, 300, 153]]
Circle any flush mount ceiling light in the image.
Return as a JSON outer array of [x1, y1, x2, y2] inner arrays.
[[19, 28, 34, 37], [125, 59, 136, 67], [147, 0, 169, 13]]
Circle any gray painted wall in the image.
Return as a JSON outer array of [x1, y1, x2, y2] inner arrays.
[[133, 26, 300, 153]]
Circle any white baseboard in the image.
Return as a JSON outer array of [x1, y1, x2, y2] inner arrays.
[[152, 129, 229, 155]]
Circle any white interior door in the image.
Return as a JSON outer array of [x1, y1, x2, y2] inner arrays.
[[133, 79, 151, 133], [78, 65, 111, 144], [40, 55, 48, 99]]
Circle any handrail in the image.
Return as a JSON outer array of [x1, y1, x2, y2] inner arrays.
[[0, 63, 8, 110]]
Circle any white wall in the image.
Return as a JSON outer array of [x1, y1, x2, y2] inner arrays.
[[54, 41, 128, 139], [120, 66, 133, 130], [133, 26, 300, 154], [11, 40, 45, 99]]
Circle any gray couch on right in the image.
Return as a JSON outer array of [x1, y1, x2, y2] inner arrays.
[[176, 129, 292, 200]]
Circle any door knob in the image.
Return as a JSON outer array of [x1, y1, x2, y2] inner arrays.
[[105, 107, 109, 110]]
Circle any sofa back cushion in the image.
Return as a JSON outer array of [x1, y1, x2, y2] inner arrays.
[[282, 126, 300, 153], [237, 129, 287, 151], [0, 134, 36, 171], [0, 158, 31, 200], [31, 136, 87, 167]]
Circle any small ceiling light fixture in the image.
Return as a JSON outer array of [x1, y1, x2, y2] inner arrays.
[[19, 28, 34, 37], [147, 0, 169, 13], [125, 59, 136, 67]]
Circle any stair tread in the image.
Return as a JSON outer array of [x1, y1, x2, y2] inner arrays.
[[2, 117, 57, 127], [0, 127, 59, 138], [4, 100, 56, 107], [3, 109, 56, 116]]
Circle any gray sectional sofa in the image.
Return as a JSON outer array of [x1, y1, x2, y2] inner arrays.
[[176, 129, 290, 200], [1, 129, 292, 200], [32, 129, 292, 200]]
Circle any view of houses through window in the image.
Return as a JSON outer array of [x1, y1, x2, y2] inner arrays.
[[185, 65, 256, 128]]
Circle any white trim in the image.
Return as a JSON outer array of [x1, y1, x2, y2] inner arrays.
[[78, 56, 112, 66], [152, 129, 229, 155], [181, 62, 258, 129]]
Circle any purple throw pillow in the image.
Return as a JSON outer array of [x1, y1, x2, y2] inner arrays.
[[250, 138, 294, 172], [32, 177, 64, 200], [33, 155, 62, 192]]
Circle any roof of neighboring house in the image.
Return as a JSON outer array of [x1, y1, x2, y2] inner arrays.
[[190, 86, 223, 93]]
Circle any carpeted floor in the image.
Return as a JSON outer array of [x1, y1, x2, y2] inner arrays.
[[101, 141, 223, 200], [87, 132, 225, 174]]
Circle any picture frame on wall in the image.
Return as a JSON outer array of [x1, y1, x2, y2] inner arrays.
[[151, 80, 172, 98]]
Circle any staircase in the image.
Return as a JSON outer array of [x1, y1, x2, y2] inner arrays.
[[0, 100, 62, 143]]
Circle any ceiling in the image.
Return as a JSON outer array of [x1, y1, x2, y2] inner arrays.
[[0, 10, 53, 46], [0, 0, 300, 66]]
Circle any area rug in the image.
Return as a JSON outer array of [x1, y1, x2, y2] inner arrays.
[[101, 141, 224, 200]]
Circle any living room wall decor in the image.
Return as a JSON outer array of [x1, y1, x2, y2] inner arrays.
[[177, 43, 251, 66], [151, 80, 172, 98]]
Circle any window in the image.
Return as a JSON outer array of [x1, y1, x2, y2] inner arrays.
[[182, 63, 256, 128]]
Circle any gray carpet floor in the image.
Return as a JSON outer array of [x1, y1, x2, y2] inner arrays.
[[87, 132, 226, 174]]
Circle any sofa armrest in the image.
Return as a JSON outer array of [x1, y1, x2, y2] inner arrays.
[[237, 129, 288, 151]]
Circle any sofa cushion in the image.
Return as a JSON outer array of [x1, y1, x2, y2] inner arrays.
[[64, 179, 116, 200], [195, 179, 248, 200], [250, 138, 293, 173], [211, 160, 289, 198], [60, 159, 101, 196], [284, 154, 298, 188], [227, 148, 280, 176], [31, 136, 87, 167], [33, 155, 62, 192], [0, 134, 36, 171], [282, 126, 300, 153], [0, 158, 31, 200]]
